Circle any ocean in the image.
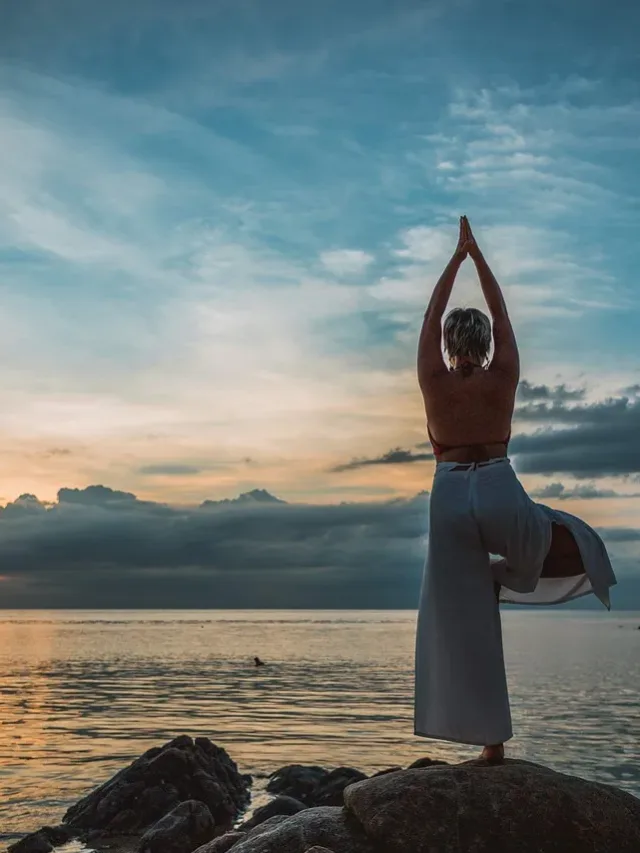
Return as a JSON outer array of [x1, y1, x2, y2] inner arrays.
[[1, 609, 639, 846]]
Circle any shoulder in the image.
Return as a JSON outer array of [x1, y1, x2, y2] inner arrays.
[[485, 361, 520, 388], [418, 363, 451, 396]]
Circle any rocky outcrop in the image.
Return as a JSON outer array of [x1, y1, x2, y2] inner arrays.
[[139, 800, 216, 853], [63, 736, 251, 836], [11, 749, 640, 853], [207, 759, 640, 853], [344, 759, 640, 853], [266, 766, 367, 807]]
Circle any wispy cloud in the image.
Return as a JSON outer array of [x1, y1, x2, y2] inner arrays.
[[530, 482, 640, 501], [517, 380, 586, 403], [331, 447, 434, 473], [320, 249, 374, 276]]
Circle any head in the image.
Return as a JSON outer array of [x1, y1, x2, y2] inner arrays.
[[443, 307, 492, 369]]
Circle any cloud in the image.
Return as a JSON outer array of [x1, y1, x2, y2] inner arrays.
[[0, 482, 638, 609], [57, 485, 144, 506], [530, 482, 640, 501], [438, 84, 640, 218], [320, 249, 374, 276], [517, 380, 586, 403], [511, 393, 640, 477], [138, 464, 204, 477], [622, 384, 640, 397], [0, 484, 430, 608], [331, 447, 434, 472], [0, 494, 49, 519]]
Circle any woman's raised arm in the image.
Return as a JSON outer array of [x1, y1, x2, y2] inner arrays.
[[463, 216, 520, 380], [417, 218, 468, 387]]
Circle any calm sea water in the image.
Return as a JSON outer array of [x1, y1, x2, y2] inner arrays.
[[1, 609, 639, 846]]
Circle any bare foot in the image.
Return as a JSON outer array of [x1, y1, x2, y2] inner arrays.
[[480, 744, 504, 763]]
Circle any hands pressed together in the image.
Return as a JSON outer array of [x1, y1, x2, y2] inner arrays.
[[454, 215, 481, 262]]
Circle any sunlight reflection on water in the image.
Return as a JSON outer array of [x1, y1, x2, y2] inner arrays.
[[1, 609, 639, 843]]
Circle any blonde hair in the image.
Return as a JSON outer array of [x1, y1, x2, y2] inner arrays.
[[443, 308, 492, 366]]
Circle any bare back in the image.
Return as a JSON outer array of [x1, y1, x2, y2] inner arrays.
[[421, 363, 518, 457]]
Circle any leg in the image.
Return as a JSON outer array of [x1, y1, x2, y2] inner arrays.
[[540, 523, 585, 578], [481, 743, 505, 763], [416, 476, 513, 747], [479, 582, 505, 763]]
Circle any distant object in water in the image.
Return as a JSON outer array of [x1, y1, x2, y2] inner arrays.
[[254, 656, 266, 666]]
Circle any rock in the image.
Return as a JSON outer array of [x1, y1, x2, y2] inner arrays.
[[41, 826, 75, 846], [63, 736, 250, 835], [193, 831, 247, 853], [242, 815, 290, 840], [265, 765, 367, 808], [304, 848, 335, 853], [80, 830, 139, 851], [406, 756, 448, 769], [310, 769, 368, 807], [139, 800, 216, 853], [197, 816, 289, 853], [226, 808, 374, 853], [239, 796, 307, 830], [266, 765, 329, 804], [370, 767, 402, 778], [343, 759, 640, 852], [8, 832, 53, 853], [8, 825, 75, 853]]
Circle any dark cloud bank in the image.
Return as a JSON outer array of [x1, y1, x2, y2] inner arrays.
[[0, 486, 430, 609], [1, 482, 638, 610]]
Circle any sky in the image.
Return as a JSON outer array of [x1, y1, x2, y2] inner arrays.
[[1, 0, 639, 607]]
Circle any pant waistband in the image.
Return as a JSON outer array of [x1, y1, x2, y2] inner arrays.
[[440, 457, 509, 472]]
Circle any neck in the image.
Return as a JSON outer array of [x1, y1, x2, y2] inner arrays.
[[451, 356, 482, 370]]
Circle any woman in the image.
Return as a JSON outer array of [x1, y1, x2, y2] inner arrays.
[[414, 216, 617, 762]]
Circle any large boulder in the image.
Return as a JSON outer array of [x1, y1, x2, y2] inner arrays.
[[343, 759, 640, 852], [224, 808, 374, 853], [63, 736, 251, 835]]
